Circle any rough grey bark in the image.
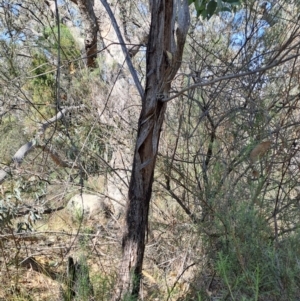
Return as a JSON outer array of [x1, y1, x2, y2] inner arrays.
[[113, 0, 190, 300]]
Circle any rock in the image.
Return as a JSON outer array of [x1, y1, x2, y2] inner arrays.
[[66, 194, 113, 219]]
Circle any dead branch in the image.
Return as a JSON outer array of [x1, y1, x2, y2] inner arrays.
[[36, 145, 78, 169], [100, 0, 144, 99], [0, 105, 84, 183]]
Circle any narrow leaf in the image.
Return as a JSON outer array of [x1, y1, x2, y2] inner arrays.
[[207, 0, 217, 19]]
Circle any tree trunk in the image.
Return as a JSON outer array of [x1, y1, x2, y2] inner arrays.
[[46, 0, 98, 68], [70, 0, 98, 68], [113, 1, 189, 300]]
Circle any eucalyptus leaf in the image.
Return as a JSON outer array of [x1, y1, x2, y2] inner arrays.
[[207, 0, 217, 19], [188, 0, 240, 19]]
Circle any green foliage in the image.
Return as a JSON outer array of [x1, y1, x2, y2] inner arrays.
[[188, 0, 241, 19], [25, 52, 55, 121], [0, 203, 14, 232], [73, 258, 94, 301], [62, 256, 94, 301], [212, 204, 300, 300], [0, 176, 44, 234], [0, 39, 19, 77], [0, 118, 26, 164], [24, 24, 82, 123], [43, 24, 81, 60], [31, 53, 55, 87], [92, 274, 113, 300]]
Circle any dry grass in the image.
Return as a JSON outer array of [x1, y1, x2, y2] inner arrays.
[[0, 191, 203, 301], [0, 204, 121, 301]]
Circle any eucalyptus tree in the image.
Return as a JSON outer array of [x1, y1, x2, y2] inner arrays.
[[111, 0, 245, 299]]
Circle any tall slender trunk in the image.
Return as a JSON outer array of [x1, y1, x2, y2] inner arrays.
[[113, 1, 189, 300]]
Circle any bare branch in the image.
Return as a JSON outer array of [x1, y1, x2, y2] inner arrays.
[[36, 145, 78, 168], [40, 105, 85, 132], [163, 53, 300, 103], [99, 0, 144, 99], [13, 141, 35, 164], [0, 105, 84, 183], [0, 169, 8, 184], [15, 205, 65, 217]]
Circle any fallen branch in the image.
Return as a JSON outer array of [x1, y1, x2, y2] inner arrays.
[[15, 205, 65, 217], [0, 105, 84, 183], [36, 145, 78, 168]]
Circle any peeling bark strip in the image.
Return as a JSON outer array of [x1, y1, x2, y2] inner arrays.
[[113, 1, 189, 300]]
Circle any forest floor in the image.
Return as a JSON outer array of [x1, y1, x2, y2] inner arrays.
[[0, 193, 197, 301]]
